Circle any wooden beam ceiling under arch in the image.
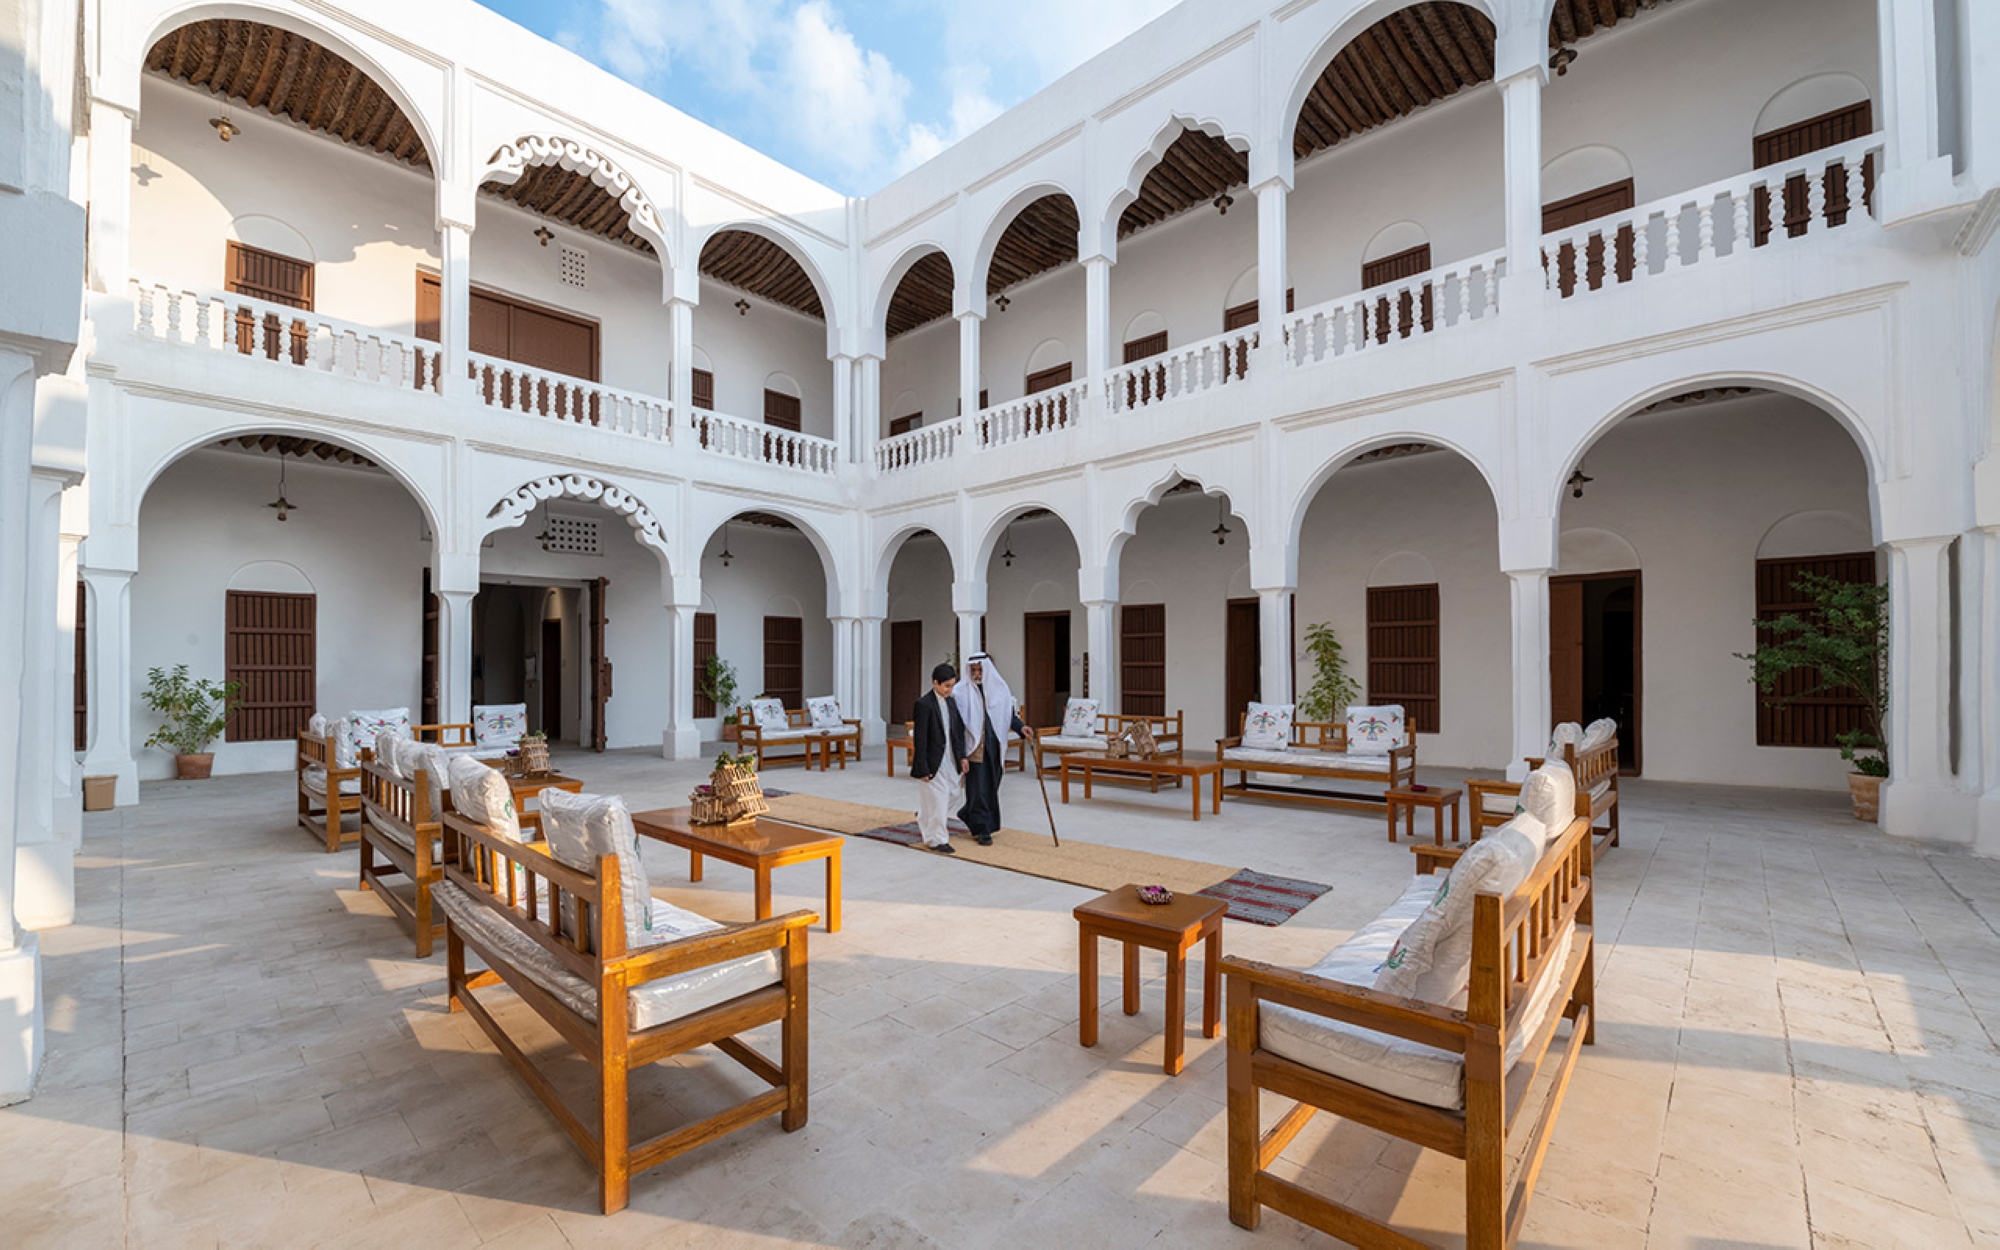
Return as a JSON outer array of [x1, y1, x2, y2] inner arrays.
[[481, 165, 655, 256], [986, 194, 1080, 299], [217, 434, 378, 468], [1118, 129, 1250, 238], [700, 231, 825, 320], [145, 19, 429, 168], [885, 251, 956, 340]]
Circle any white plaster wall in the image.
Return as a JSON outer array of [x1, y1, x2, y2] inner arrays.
[[882, 534, 956, 720], [1117, 490, 1254, 744], [132, 449, 428, 778], [980, 512, 1083, 710], [693, 276, 836, 439], [1110, 195, 1260, 350], [977, 266, 1085, 408], [480, 509, 665, 751], [696, 523, 832, 726], [880, 315, 958, 435]]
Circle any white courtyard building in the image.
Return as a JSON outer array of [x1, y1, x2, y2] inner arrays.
[[0, 0, 1996, 1152]]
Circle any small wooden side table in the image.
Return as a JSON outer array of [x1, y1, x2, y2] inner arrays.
[[1074, 884, 1228, 1076], [631, 806, 842, 933], [1385, 784, 1464, 846]]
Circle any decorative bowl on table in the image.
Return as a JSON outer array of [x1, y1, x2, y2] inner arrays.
[[1136, 885, 1174, 906]]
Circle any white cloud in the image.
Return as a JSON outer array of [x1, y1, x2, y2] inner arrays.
[[780, 1, 913, 182]]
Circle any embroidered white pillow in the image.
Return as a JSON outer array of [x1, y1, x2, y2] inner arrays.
[[1375, 817, 1544, 1007], [1061, 698, 1100, 738], [447, 755, 521, 842], [332, 718, 358, 769], [1241, 702, 1294, 751], [806, 696, 844, 729], [1345, 704, 1405, 757], [1520, 761, 1577, 845], [347, 707, 413, 752], [750, 698, 789, 733], [473, 703, 529, 748], [540, 791, 656, 951]]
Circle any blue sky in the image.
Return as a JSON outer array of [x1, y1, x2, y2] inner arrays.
[[475, 0, 1178, 195]]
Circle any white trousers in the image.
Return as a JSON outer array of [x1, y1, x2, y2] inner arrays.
[[916, 766, 960, 847]]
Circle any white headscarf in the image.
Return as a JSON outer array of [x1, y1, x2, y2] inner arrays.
[[953, 652, 1016, 754]]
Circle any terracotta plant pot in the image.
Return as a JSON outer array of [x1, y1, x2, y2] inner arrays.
[[1846, 772, 1883, 822], [175, 753, 215, 780], [721, 722, 741, 744]]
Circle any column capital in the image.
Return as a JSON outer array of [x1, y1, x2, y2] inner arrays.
[[951, 580, 988, 615], [670, 573, 703, 611], [955, 308, 985, 325], [1251, 175, 1291, 198], [1080, 250, 1115, 269]]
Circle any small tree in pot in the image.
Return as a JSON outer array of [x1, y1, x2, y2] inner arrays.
[[702, 655, 741, 742], [143, 664, 243, 780], [1296, 622, 1362, 724], [1738, 573, 1888, 821]]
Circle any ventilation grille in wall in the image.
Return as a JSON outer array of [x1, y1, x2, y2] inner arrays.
[[559, 245, 588, 289], [542, 513, 601, 556]]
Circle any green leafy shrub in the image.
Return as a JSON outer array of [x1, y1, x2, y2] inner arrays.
[[142, 664, 242, 757]]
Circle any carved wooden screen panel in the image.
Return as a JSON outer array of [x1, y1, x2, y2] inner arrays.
[[224, 590, 316, 743], [1120, 603, 1166, 717], [1366, 583, 1439, 734], [1754, 552, 1877, 747]]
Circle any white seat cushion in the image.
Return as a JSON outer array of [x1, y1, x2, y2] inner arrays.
[[1588, 778, 1613, 805], [753, 728, 814, 742], [444, 745, 513, 761], [1221, 747, 1391, 772], [435, 885, 780, 1031], [1479, 790, 1520, 816], [301, 766, 358, 798], [1040, 734, 1108, 751]]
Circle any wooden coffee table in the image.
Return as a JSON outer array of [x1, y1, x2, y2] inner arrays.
[[630, 806, 841, 933], [1385, 784, 1464, 845], [480, 768, 584, 817], [1075, 884, 1228, 1075], [1059, 751, 1223, 822]]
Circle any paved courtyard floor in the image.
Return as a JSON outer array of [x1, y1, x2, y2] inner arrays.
[[4, 747, 1999, 1248]]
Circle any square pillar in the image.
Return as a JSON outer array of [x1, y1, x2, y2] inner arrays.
[[957, 313, 983, 428], [1498, 68, 1544, 305], [1083, 255, 1112, 411], [1507, 568, 1552, 764], [832, 355, 857, 462], [663, 581, 703, 760], [1254, 180, 1288, 367], [435, 588, 477, 728], [15, 472, 71, 930], [77, 567, 135, 803], [669, 297, 695, 441], [1972, 528, 2000, 856], [1082, 599, 1118, 711], [856, 356, 882, 466], [86, 101, 133, 294], [857, 616, 886, 744], [1256, 587, 1295, 709], [438, 221, 474, 398], [1882, 537, 1970, 839], [1875, 0, 1956, 219]]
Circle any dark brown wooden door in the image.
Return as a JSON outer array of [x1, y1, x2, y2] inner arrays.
[[1224, 598, 1261, 734], [1024, 362, 1073, 432], [1362, 245, 1433, 344], [1542, 179, 1637, 295], [1023, 611, 1070, 729], [1366, 584, 1440, 733], [416, 273, 600, 381], [1753, 101, 1874, 244], [541, 617, 563, 738], [587, 577, 610, 751], [889, 413, 922, 436], [226, 241, 312, 362], [1122, 332, 1167, 407], [763, 616, 803, 709], [1754, 552, 1876, 746], [1120, 604, 1165, 717], [1549, 579, 1585, 729], [223, 590, 316, 742], [890, 620, 923, 721], [693, 612, 718, 717], [73, 581, 87, 752], [421, 569, 440, 725]]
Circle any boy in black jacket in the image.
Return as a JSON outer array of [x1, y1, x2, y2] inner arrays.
[[910, 663, 968, 852]]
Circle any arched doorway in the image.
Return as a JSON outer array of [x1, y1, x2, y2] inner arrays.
[[696, 510, 836, 734], [879, 528, 955, 728], [975, 191, 1082, 437], [878, 249, 958, 445], [982, 506, 1083, 731], [1114, 479, 1251, 742], [695, 229, 835, 452]]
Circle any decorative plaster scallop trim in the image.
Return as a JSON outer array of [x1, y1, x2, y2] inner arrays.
[[488, 474, 667, 556], [484, 134, 666, 249]]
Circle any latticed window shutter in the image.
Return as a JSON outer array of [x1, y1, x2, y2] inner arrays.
[[1366, 584, 1439, 734], [1753, 552, 1877, 747], [762, 617, 803, 710], [226, 242, 314, 310], [763, 389, 802, 431], [1120, 603, 1166, 717], [691, 369, 715, 411], [693, 612, 718, 717], [224, 590, 316, 743]]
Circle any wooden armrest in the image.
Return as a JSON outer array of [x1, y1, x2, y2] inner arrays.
[[621, 909, 817, 981], [1413, 845, 1466, 874], [1216, 736, 1244, 750], [1221, 956, 1471, 1047], [1466, 778, 1521, 795]]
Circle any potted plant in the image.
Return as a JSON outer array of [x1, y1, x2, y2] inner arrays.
[[702, 655, 741, 742], [1295, 622, 1362, 723], [1739, 572, 1889, 821], [142, 663, 242, 780]]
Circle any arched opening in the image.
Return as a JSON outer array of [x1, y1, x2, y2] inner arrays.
[[978, 193, 1081, 421], [697, 511, 835, 733], [880, 528, 955, 730], [1557, 385, 1876, 787], [1115, 479, 1250, 741], [696, 230, 834, 448], [137, 19, 440, 370], [131, 431, 436, 778], [1285, 5, 1501, 316], [879, 249, 958, 441], [982, 506, 1083, 732], [1295, 443, 1505, 769]]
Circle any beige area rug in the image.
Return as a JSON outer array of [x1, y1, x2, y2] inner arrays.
[[761, 793, 1241, 895]]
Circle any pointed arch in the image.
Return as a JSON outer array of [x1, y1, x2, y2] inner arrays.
[[479, 135, 671, 263], [1099, 116, 1252, 249]]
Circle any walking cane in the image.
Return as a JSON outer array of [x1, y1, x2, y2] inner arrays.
[[1026, 730, 1061, 847]]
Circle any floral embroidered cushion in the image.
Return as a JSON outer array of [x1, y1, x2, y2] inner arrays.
[[346, 707, 412, 760], [1242, 702, 1294, 751], [750, 698, 789, 733], [1344, 705, 1405, 757], [473, 703, 529, 749], [1061, 698, 1100, 738], [806, 696, 844, 729]]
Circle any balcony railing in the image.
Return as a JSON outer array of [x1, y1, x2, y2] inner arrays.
[[1107, 326, 1258, 414], [1542, 133, 1883, 299], [1282, 250, 1504, 368], [691, 408, 838, 474], [468, 352, 672, 440], [129, 279, 444, 390], [977, 380, 1086, 450], [877, 418, 963, 472]]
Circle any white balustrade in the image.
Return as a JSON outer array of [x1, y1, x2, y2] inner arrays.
[[876, 418, 962, 471], [1542, 132, 1884, 300], [1106, 327, 1257, 414], [467, 352, 672, 440], [975, 381, 1086, 449], [127, 278, 444, 391], [689, 407, 838, 474], [1282, 250, 1504, 369]]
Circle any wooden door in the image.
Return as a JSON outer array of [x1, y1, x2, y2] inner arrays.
[[420, 569, 440, 725], [73, 581, 87, 752], [1120, 604, 1165, 716], [1224, 598, 1261, 733], [1023, 611, 1069, 729], [1366, 584, 1440, 733], [1362, 244, 1433, 344], [1549, 579, 1585, 729], [416, 273, 600, 382], [763, 616, 803, 709], [889, 620, 923, 722], [226, 242, 313, 363], [223, 590, 316, 742], [587, 577, 610, 751], [1542, 179, 1637, 294], [541, 617, 563, 738], [1753, 101, 1874, 244], [1122, 331, 1167, 407]]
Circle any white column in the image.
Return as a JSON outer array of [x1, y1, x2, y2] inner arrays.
[[957, 312, 983, 425], [1499, 67, 1544, 304], [435, 588, 477, 727], [856, 355, 882, 467], [668, 298, 695, 439], [1973, 528, 2000, 856], [1256, 587, 1295, 708], [953, 578, 987, 664], [1083, 255, 1112, 404], [857, 616, 886, 744], [86, 101, 134, 294], [1876, 0, 1954, 218], [830, 616, 859, 726], [439, 220, 474, 398], [1881, 537, 1967, 839], [1507, 568, 1552, 764], [14, 472, 70, 929], [663, 574, 702, 760], [51, 526, 81, 853], [77, 567, 135, 803], [831, 355, 856, 462], [0, 349, 44, 1103], [1083, 600, 1117, 711], [1254, 179, 1289, 365]]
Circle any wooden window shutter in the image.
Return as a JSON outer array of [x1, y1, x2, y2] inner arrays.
[[224, 590, 316, 743], [691, 369, 715, 411], [693, 612, 718, 717], [763, 389, 802, 431], [889, 412, 922, 436], [1122, 333, 1168, 407], [1542, 179, 1637, 295], [1754, 552, 1878, 747], [1222, 290, 1291, 334], [1753, 101, 1874, 243], [762, 616, 803, 709], [226, 241, 314, 310], [73, 581, 87, 753], [1122, 332, 1167, 363], [1120, 603, 1166, 717], [1361, 245, 1433, 344], [1025, 363, 1072, 395], [1366, 584, 1439, 734]]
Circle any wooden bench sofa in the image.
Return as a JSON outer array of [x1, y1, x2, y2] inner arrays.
[[1032, 704, 1184, 770], [358, 737, 469, 958], [439, 789, 813, 1214], [737, 697, 864, 770], [1467, 719, 1621, 850], [1214, 705, 1417, 814], [1223, 760, 1596, 1248], [297, 721, 364, 853]]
